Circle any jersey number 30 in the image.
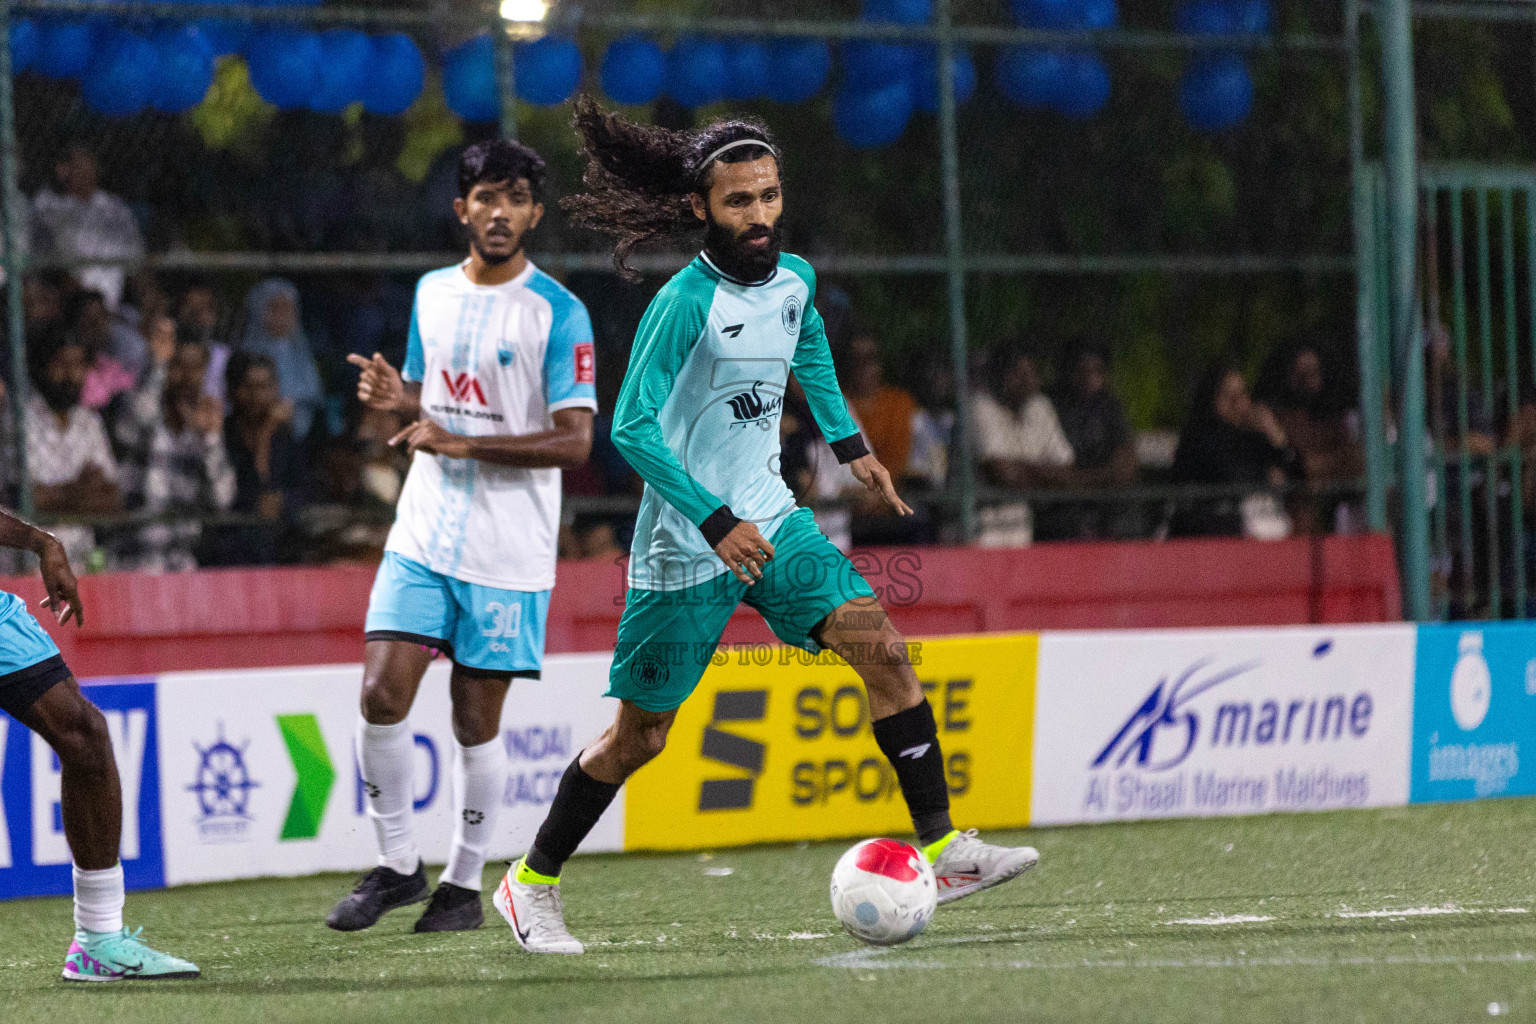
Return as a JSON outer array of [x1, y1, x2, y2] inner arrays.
[[482, 601, 522, 638]]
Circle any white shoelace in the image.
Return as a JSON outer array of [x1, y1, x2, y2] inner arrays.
[[525, 885, 572, 936]]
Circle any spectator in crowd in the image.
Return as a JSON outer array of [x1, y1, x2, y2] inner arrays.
[[1170, 360, 1301, 539], [68, 289, 136, 412], [178, 283, 233, 403], [971, 349, 1075, 547], [843, 331, 917, 477], [112, 332, 235, 572], [238, 279, 324, 440], [23, 270, 71, 341], [1056, 346, 1138, 539], [1257, 344, 1363, 483], [906, 352, 955, 492], [108, 271, 170, 378], [24, 332, 122, 569], [204, 351, 303, 566], [30, 143, 144, 309]]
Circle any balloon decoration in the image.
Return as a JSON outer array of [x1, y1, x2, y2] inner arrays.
[[34, 19, 94, 79], [995, 0, 1115, 120], [81, 30, 158, 118], [309, 28, 372, 114], [601, 34, 666, 106], [833, 78, 914, 149], [245, 28, 321, 111], [762, 39, 830, 103], [665, 35, 727, 108], [362, 32, 425, 115], [1179, 53, 1252, 132], [841, 39, 918, 93], [443, 34, 499, 123], [864, 0, 932, 24], [1054, 51, 1110, 119], [194, 0, 248, 59], [912, 46, 976, 114], [1176, 0, 1272, 34], [997, 47, 1062, 108], [9, 18, 38, 76], [723, 40, 769, 102], [515, 35, 581, 106], [150, 25, 215, 114]]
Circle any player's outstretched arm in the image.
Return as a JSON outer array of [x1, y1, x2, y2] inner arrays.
[[0, 509, 84, 626], [348, 353, 422, 419], [389, 408, 594, 468]]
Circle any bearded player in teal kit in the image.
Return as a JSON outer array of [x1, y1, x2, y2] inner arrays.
[[493, 97, 1039, 953]]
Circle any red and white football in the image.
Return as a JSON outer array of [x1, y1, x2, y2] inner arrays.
[[829, 838, 937, 945]]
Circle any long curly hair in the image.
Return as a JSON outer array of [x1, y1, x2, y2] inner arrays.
[[562, 94, 779, 281]]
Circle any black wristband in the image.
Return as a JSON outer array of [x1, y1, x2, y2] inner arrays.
[[699, 505, 742, 548], [829, 431, 870, 464]]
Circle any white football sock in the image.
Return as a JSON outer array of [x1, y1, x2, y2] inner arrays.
[[440, 735, 507, 891], [357, 718, 419, 875], [73, 862, 124, 934]]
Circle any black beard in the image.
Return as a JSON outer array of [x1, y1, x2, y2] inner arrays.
[[39, 380, 81, 413], [704, 214, 781, 283], [470, 226, 523, 267]]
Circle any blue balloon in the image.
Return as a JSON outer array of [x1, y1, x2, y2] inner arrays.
[[35, 19, 94, 79], [600, 35, 665, 106], [1176, 0, 1235, 34], [1011, 0, 1084, 29], [665, 36, 727, 108], [81, 29, 157, 117], [763, 39, 830, 103], [913, 46, 975, 114], [195, 0, 247, 58], [514, 35, 581, 106], [863, 0, 932, 24], [997, 46, 1066, 108], [1231, 0, 1274, 33], [833, 78, 913, 149], [841, 39, 918, 92], [150, 25, 214, 113], [1080, 0, 1119, 29], [363, 32, 425, 115], [309, 28, 372, 113], [10, 19, 38, 75], [246, 28, 320, 110], [443, 34, 498, 122], [1180, 53, 1252, 131], [1053, 51, 1110, 118], [723, 40, 769, 101]]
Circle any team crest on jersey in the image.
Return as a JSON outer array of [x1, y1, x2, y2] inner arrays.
[[781, 295, 802, 335], [726, 380, 782, 431], [497, 348, 514, 367], [631, 650, 669, 691]]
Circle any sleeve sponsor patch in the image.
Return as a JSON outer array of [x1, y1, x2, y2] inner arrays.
[[574, 342, 595, 385]]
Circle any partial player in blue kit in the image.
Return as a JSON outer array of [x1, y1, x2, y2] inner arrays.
[[0, 507, 198, 982], [326, 139, 597, 934]]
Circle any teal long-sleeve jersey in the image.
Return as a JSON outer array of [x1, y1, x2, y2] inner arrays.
[[613, 250, 869, 591]]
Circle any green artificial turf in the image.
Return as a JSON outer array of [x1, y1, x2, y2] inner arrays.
[[3, 798, 1534, 1023]]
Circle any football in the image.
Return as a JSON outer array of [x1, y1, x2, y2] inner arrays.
[[829, 838, 938, 946]]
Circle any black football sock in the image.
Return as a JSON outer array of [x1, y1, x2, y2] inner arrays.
[[871, 700, 954, 846], [523, 756, 620, 879]]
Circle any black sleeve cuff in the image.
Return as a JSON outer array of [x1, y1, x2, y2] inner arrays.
[[699, 506, 742, 548], [829, 431, 870, 464]]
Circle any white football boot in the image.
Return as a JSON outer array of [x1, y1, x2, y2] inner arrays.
[[927, 829, 1039, 906], [494, 861, 585, 955]]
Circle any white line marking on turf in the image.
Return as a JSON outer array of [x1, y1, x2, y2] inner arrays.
[[814, 949, 1536, 972], [1332, 905, 1529, 919], [1167, 915, 1276, 926]]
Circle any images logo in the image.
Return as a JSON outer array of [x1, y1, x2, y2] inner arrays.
[[1449, 631, 1491, 731], [441, 370, 488, 405], [726, 381, 781, 430], [699, 689, 768, 811], [188, 725, 260, 843]]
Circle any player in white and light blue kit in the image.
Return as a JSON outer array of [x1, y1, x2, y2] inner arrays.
[[326, 140, 597, 934]]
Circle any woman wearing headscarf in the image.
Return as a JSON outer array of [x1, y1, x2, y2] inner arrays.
[[239, 278, 324, 440]]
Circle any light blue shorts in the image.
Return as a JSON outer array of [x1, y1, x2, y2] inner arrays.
[[363, 553, 550, 677], [0, 593, 70, 718]]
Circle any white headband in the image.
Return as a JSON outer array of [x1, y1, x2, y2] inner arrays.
[[699, 138, 775, 173]]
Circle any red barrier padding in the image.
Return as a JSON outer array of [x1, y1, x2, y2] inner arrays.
[[1, 533, 1400, 678]]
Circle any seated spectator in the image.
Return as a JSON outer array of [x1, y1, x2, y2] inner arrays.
[[29, 142, 144, 309], [178, 283, 233, 404], [906, 353, 955, 491], [68, 289, 136, 412], [844, 331, 917, 476], [108, 271, 171, 378], [294, 437, 394, 563], [238, 279, 324, 441], [1170, 361, 1301, 539], [1258, 344, 1363, 482], [1056, 347, 1138, 539], [971, 350, 1075, 547], [203, 351, 303, 566], [23, 270, 72, 341], [24, 333, 122, 569], [112, 335, 236, 572]]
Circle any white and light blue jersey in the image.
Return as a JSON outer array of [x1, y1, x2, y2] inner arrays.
[[384, 260, 597, 591]]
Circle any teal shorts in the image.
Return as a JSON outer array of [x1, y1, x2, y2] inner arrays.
[[607, 507, 877, 712]]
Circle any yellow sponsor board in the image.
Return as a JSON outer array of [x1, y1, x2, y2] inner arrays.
[[623, 633, 1037, 851]]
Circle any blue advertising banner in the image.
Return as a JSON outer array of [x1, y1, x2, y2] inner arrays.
[[1411, 623, 1536, 803], [0, 678, 165, 898]]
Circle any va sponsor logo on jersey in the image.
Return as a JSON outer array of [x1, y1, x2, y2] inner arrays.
[[781, 295, 802, 335], [0, 679, 164, 897], [187, 724, 260, 844], [726, 381, 782, 430], [574, 342, 595, 384], [1411, 623, 1536, 802], [441, 370, 488, 405]]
